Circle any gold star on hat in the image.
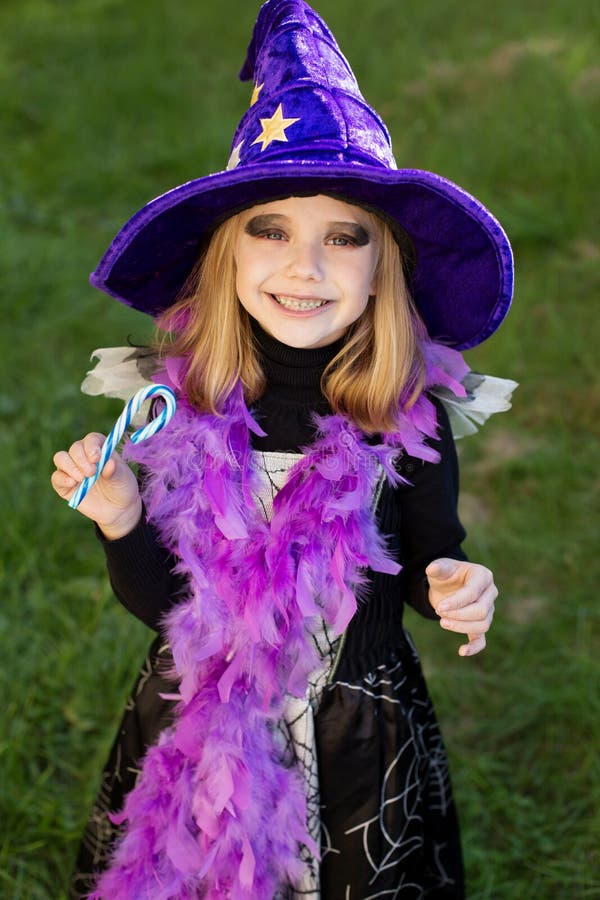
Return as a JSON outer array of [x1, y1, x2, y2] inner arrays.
[[227, 140, 244, 170], [250, 82, 264, 106], [252, 103, 300, 151]]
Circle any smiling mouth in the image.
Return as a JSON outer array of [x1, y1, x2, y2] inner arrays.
[[272, 294, 331, 310]]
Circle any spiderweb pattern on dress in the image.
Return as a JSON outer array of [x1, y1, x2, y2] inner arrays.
[[328, 640, 456, 897]]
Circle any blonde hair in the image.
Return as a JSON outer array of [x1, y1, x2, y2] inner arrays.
[[157, 208, 426, 434]]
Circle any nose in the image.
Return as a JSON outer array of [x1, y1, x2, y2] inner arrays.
[[285, 239, 324, 281]]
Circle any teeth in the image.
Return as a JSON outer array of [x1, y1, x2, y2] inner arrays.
[[274, 295, 328, 310]]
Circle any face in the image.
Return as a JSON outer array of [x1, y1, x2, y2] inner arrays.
[[233, 195, 380, 349]]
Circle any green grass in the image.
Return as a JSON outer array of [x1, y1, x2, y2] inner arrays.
[[1, 0, 599, 896]]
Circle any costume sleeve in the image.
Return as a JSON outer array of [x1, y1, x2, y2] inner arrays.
[[395, 397, 467, 619], [95, 511, 185, 631]]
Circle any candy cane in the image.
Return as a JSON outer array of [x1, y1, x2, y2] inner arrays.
[[68, 384, 177, 510]]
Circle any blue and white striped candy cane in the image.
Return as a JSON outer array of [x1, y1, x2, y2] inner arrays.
[[68, 384, 177, 510]]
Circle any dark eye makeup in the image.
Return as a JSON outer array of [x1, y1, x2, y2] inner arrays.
[[327, 223, 370, 246], [244, 215, 287, 237], [244, 215, 371, 246]]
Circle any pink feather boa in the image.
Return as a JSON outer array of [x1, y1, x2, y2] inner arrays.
[[89, 343, 468, 899]]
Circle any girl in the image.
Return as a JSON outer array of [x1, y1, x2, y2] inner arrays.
[[52, 1, 515, 897]]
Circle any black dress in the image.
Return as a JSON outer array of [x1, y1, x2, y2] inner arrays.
[[71, 327, 466, 899]]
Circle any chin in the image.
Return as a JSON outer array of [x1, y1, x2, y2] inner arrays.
[[267, 322, 345, 350], [280, 332, 333, 349]]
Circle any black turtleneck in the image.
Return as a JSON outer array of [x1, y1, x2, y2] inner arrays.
[[249, 319, 342, 451]]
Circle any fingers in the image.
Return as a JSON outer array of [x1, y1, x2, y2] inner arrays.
[[51, 433, 108, 498], [71, 433, 105, 475], [433, 564, 497, 657], [51, 432, 142, 535], [439, 584, 496, 634], [53, 433, 104, 474], [425, 558, 462, 583], [426, 559, 492, 604], [439, 617, 490, 637], [50, 467, 77, 499], [438, 583, 498, 623], [459, 634, 487, 657], [435, 565, 495, 612]]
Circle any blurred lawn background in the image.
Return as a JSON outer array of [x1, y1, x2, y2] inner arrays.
[[1, 0, 599, 896]]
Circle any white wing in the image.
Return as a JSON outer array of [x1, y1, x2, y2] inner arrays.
[[81, 346, 162, 426], [81, 346, 161, 398], [431, 373, 519, 439]]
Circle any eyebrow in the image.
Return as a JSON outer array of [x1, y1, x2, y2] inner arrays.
[[244, 214, 288, 234], [244, 214, 371, 244]]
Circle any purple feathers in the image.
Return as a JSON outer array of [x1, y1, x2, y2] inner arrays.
[[89, 343, 467, 898]]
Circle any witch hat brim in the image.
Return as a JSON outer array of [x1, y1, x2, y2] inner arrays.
[[90, 0, 514, 350]]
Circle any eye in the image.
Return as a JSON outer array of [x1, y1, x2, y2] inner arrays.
[[259, 229, 287, 241], [327, 234, 357, 247], [243, 218, 288, 241]]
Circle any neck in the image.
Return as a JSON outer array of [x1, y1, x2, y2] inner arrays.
[[249, 318, 342, 450], [250, 318, 344, 393]]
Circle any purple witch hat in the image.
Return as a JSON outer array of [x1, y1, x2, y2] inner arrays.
[[91, 0, 513, 350]]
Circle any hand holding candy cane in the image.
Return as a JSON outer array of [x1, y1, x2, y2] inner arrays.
[[51, 385, 176, 539]]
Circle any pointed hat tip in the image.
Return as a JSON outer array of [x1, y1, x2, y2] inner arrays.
[[239, 0, 325, 81]]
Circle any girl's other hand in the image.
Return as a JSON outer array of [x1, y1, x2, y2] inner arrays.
[[51, 433, 142, 540], [426, 558, 497, 656]]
